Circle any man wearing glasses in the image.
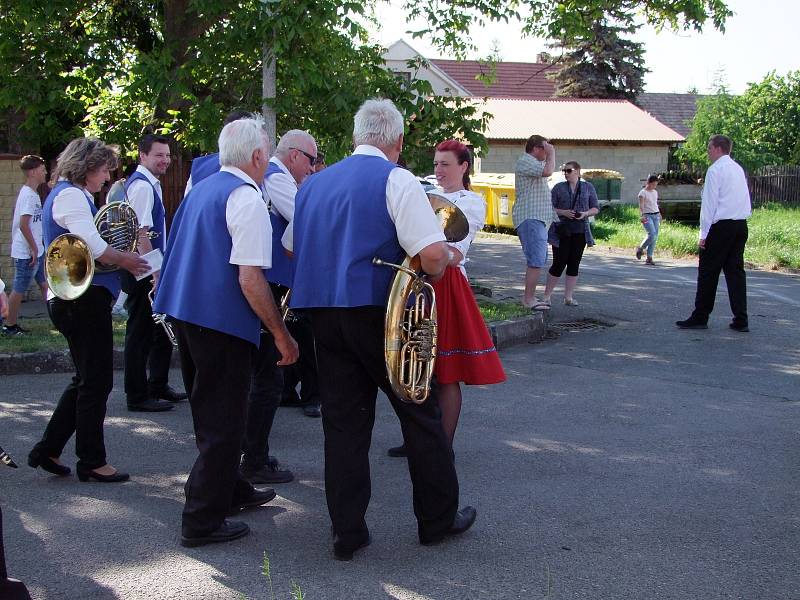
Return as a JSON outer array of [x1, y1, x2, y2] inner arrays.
[[513, 134, 557, 311], [239, 130, 322, 487]]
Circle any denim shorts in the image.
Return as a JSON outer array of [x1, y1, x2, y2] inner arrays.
[[12, 255, 46, 293], [517, 219, 549, 268]]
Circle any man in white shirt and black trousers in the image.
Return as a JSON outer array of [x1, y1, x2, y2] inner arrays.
[[154, 116, 299, 547], [677, 134, 752, 332], [288, 98, 476, 561], [123, 134, 185, 412]]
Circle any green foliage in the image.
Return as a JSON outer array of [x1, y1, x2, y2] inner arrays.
[[677, 71, 800, 173], [548, 20, 648, 101], [0, 317, 126, 354]]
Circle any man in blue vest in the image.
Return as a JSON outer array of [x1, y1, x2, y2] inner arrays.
[[288, 98, 476, 560], [155, 116, 299, 548], [122, 134, 183, 412], [239, 129, 319, 486]]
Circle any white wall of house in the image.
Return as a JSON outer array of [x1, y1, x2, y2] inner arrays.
[[478, 142, 670, 203], [383, 40, 467, 97]]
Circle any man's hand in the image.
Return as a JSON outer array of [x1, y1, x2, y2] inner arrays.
[[543, 141, 555, 155], [699, 238, 706, 250], [0, 292, 8, 319], [118, 251, 150, 277], [274, 332, 299, 366], [29, 253, 37, 268]]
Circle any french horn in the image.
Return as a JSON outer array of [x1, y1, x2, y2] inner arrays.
[[45, 179, 141, 300], [374, 192, 469, 404]]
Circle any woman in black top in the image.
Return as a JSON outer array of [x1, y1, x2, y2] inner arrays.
[[542, 161, 599, 306]]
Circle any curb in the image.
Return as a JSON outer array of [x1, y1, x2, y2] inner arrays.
[[0, 314, 548, 376]]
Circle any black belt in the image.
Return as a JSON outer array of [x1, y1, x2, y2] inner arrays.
[[644, 211, 660, 215]]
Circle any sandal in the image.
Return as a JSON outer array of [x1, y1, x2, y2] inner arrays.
[[532, 299, 551, 311], [564, 298, 579, 306]]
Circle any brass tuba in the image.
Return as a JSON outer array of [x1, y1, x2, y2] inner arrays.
[[45, 179, 141, 300], [374, 192, 469, 404]]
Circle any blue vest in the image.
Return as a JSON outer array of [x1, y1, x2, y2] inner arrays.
[[124, 170, 166, 251], [290, 154, 401, 308], [42, 181, 121, 299], [264, 161, 294, 288], [153, 171, 262, 346], [190, 153, 221, 186]]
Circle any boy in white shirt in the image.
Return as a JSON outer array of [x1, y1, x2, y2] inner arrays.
[[4, 155, 48, 335]]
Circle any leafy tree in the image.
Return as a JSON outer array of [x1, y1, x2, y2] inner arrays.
[[546, 20, 647, 100], [676, 71, 799, 172]]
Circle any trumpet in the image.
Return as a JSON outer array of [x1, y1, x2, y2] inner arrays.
[[148, 287, 178, 348]]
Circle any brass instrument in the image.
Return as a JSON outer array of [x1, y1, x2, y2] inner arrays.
[[45, 179, 141, 301], [374, 192, 469, 404], [148, 288, 178, 348], [279, 288, 294, 322]]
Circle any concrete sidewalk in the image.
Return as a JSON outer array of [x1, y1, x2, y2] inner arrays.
[[2, 235, 799, 599]]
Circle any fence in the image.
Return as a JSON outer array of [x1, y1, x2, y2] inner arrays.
[[748, 165, 800, 205]]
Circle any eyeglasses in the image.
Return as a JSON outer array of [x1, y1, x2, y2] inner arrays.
[[290, 147, 317, 166], [562, 168, 574, 174]]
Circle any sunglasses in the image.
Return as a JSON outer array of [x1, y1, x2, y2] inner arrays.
[[562, 168, 574, 174], [291, 147, 318, 166]]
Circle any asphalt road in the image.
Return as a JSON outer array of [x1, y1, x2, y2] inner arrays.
[[1, 236, 798, 599]]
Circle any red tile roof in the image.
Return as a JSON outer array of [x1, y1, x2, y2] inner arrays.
[[431, 59, 556, 99]]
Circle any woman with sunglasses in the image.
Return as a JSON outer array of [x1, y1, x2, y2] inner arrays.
[[388, 139, 505, 458], [541, 161, 599, 307]]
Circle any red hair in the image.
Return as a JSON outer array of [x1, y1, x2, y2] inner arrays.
[[435, 139, 472, 190]]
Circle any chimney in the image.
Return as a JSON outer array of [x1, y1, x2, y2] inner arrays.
[[537, 52, 552, 64]]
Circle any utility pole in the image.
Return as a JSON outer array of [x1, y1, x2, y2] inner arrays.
[[261, 0, 279, 146]]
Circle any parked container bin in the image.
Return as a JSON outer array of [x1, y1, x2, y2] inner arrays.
[[472, 173, 516, 229], [470, 182, 495, 227], [581, 169, 624, 205]]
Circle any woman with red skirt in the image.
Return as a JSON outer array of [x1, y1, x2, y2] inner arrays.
[[388, 140, 505, 457]]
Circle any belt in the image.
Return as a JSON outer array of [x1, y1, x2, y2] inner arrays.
[[644, 212, 660, 215]]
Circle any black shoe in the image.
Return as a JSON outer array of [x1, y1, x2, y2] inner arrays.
[[181, 520, 250, 548], [128, 399, 174, 412], [729, 322, 749, 332], [229, 488, 277, 515], [27, 449, 71, 476], [333, 532, 371, 561], [150, 386, 188, 402], [2, 324, 26, 336], [387, 444, 407, 458], [76, 467, 130, 483], [675, 318, 708, 330], [420, 506, 477, 545], [241, 459, 294, 484], [303, 403, 321, 418]]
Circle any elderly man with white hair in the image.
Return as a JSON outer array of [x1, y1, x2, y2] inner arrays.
[[155, 116, 299, 548], [288, 98, 477, 561]]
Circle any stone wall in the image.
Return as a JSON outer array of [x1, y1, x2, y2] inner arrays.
[[0, 155, 24, 292], [478, 141, 670, 203]]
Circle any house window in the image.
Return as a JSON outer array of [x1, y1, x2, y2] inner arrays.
[[391, 70, 412, 85]]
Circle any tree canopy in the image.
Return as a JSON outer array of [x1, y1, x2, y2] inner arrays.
[[677, 71, 800, 173], [0, 0, 732, 171]]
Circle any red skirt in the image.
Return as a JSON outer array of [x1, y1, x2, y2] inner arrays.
[[432, 266, 506, 385]]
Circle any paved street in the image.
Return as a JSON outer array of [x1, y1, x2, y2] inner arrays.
[[1, 235, 799, 599]]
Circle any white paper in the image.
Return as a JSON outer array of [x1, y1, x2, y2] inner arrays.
[[135, 248, 164, 281]]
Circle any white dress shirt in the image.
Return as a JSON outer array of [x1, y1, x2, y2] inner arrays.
[[434, 188, 486, 277], [222, 166, 273, 268], [264, 157, 297, 221], [700, 154, 752, 240], [282, 145, 445, 255], [127, 164, 162, 228]]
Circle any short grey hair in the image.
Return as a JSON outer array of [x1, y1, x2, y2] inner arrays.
[[275, 129, 316, 159], [219, 115, 271, 167], [353, 98, 404, 148]]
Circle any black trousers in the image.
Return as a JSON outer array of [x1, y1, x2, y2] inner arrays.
[[549, 232, 587, 278], [122, 275, 174, 403], [175, 320, 256, 536], [309, 306, 459, 546], [282, 310, 321, 406], [35, 286, 114, 470], [691, 219, 749, 325]]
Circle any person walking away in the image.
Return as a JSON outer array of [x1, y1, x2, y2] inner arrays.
[[676, 135, 751, 332]]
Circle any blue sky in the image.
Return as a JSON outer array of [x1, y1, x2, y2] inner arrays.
[[372, 0, 799, 94]]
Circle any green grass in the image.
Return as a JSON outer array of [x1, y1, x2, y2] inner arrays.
[[478, 301, 530, 322], [593, 203, 800, 270], [0, 316, 127, 354]]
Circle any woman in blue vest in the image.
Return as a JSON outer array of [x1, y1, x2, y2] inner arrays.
[[28, 138, 148, 483]]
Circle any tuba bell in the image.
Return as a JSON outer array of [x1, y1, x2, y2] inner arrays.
[[374, 192, 469, 404], [45, 179, 141, 300]]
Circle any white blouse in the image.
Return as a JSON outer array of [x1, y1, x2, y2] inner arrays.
[[433, 187, 486, 277]]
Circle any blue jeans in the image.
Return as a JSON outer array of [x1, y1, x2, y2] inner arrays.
[[639, 214, 660, 258]]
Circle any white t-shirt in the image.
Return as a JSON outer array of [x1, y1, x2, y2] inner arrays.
[[638, 188, 659, 214], [11, 185, 44, 258], [434, 188, 486, 277]]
